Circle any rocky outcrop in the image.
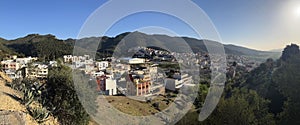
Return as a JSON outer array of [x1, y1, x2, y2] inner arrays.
[[281, 44, 300, 61]]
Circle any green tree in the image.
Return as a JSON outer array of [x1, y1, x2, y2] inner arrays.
[[273, 54, 300, 125], [42, 63, 91, 125], [202, 89, 275, 125]]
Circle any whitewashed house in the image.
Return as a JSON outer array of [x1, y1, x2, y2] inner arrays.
[[95, 61, 109, 70]]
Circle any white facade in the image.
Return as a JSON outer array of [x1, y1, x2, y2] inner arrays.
[[26, 63, 48, 79], [1, 60, 21, 71], [105, 78, 117, 95], [16, 57, 38, 65], [95, 61, 109, 70], [85, 63, 95, 75], [63, 55, 90, 63], [1, 56, 40, 79], [112, 63, 131, 75], [5, 70, 22, 79], [73, 61, 85, 68], [165, 74, 192, 91], [91, 71, 105, 78], [85, 59, 94, 65], [120, 58, 145, 64], [49, 61, 57, 67]]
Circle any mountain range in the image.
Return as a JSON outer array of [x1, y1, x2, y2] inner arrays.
[[0, 32, 281, 61]]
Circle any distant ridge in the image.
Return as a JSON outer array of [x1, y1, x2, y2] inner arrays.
[[269, 48, 283, 52], [1, 32, 280, 61]]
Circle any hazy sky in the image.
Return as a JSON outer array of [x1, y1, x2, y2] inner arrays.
[[1, 0, 300, 50]]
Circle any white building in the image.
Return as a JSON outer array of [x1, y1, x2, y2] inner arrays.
[[112, 63, 131, 75], [84, 59, 94, 65], [16, 57, 38, 66], [91, 71, 105, 78], [1, 60, 21, 71], [63, 55, 90, 63], [105, 78, 117, 95], [49, 61, 58, 67], [95, 61, 109, 70], [164, 74, 192, 91], [7, 55, 18, 60], [1, 56, 40, 79], [119, 58, 145, 64], [1, 60, 22, 79], [85, 63, 95, 75], [72, 61, 85, 68], [5, 70, 22, 79], [97, 75, 117, 96], [26, 63, 48, 79]]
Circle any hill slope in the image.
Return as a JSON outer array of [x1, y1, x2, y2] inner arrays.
[[2, 32, 280, 60], [240, 44, 300, 124], [4, 34, 73, 61], [0, 72, 59, 124], [0, 38, 19, 59]]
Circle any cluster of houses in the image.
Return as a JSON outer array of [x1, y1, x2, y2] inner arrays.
[[63, 54, 193, 97], [1, 49, 259, 99], [4, 47, 261, 98], [1, 55, 55, 80]]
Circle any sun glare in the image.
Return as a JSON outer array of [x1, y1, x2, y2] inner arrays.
[[295, 6, 300, 17]]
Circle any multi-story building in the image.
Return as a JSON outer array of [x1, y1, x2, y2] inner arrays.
[[63, 55, 73, 63], [1, 60, 21, 71], [84, 60, 95, 75], [26, 63, 48, 79], [1, 56, 40, 79], [119, 58, 145, 64], [91, 71, 105, 78], [126, 74, 152, 96], [1, 60, 22, 79], [16, 56, 38, 66], [49, 61, 58, 67], [164, 73, 192, 91], [4, 70, 22, 79], [95, 61, 109, 70], [63, 55, 90, 63], [72, 61, 85, 68], [7, 55, 18, 60], [96, 75, 117, 95]]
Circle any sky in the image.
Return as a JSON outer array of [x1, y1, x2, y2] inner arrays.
[[1, 0, 300, 50]]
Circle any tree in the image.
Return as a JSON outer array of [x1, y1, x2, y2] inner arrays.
[[273, 54, 300, 125], [281, 44, 300, 61], [202, 89, 275, 125], [41, 63, 91, 125], [193, 84, 209, 109]]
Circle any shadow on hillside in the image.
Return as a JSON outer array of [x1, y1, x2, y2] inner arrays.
[[2, 92, 22, 102], [4, 83, 12, 88]]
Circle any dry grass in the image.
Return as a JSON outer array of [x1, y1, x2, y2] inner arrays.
[[105, 94, 176, 116], [0, 75, 59, 125]]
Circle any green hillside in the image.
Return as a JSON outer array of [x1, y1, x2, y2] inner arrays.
[[0, 38, 19, 60], [178, 44, 300, 125], [2, 32, 280, 61], [4, 34, 73, 61]]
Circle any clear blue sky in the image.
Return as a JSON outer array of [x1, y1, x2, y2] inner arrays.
[[1, 0, 300, 50]]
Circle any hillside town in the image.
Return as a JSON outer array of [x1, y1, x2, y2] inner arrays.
[[1, 47, 261, 99]]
